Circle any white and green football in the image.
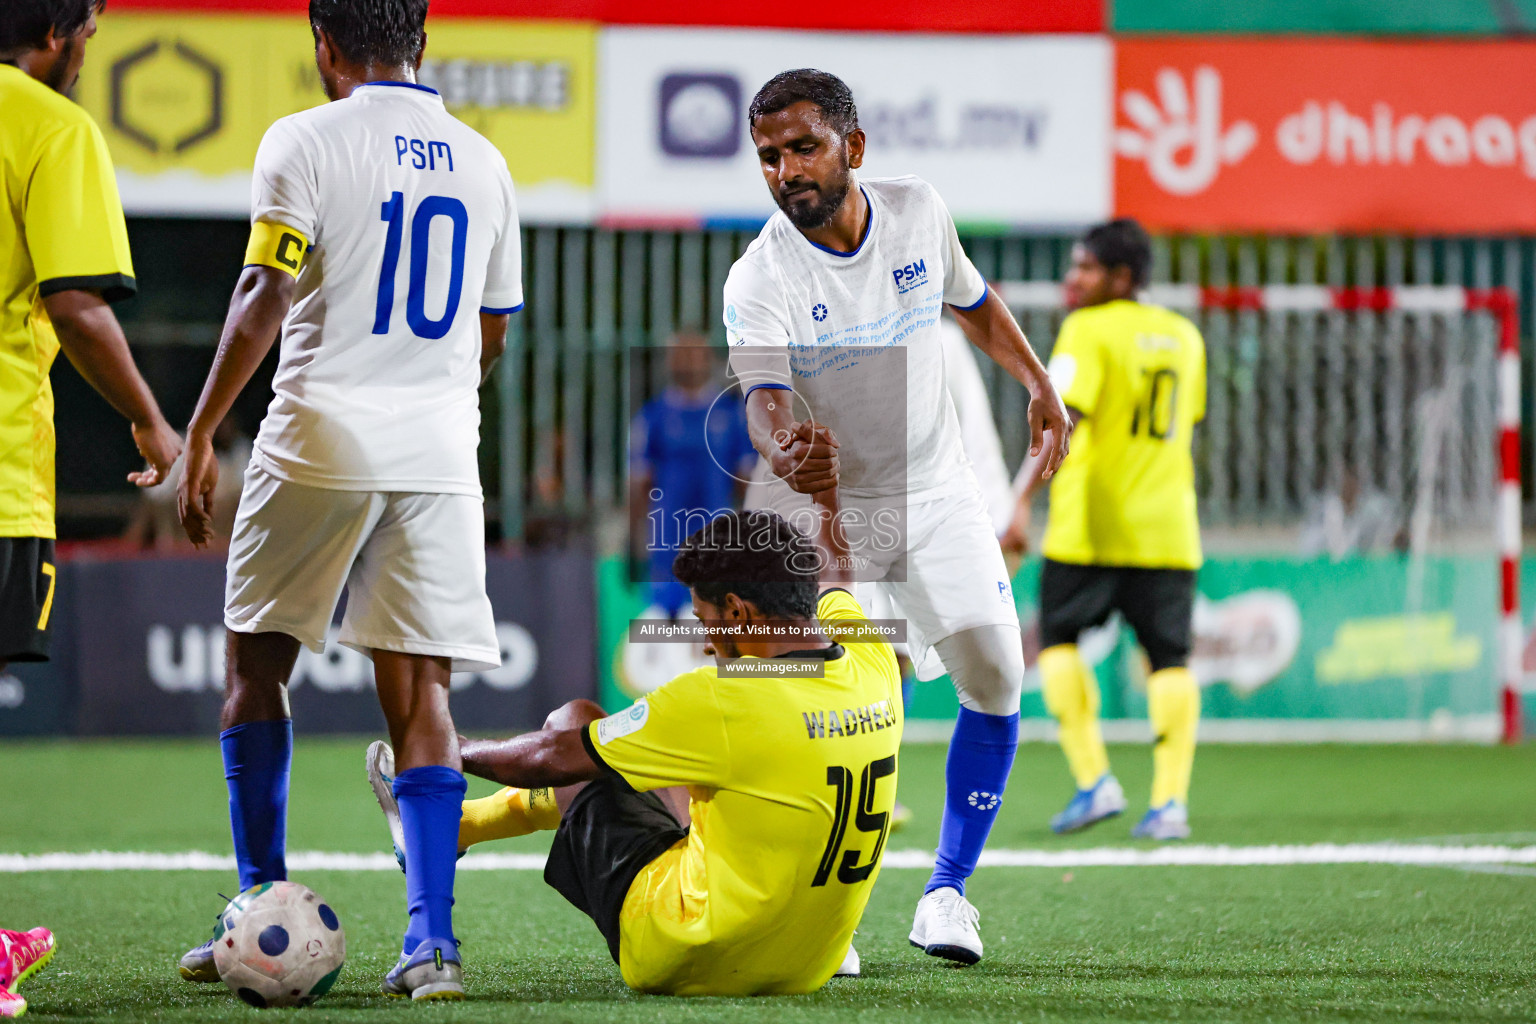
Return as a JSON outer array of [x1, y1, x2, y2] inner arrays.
[[212, 880, 345, 1008]]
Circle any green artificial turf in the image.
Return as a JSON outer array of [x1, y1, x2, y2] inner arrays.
[[3, 739, 1535, 1022]]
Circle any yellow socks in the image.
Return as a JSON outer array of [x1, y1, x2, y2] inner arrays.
[[1040, 644, 1110, 789], [457, 786, 562, 851], [1042, 645, 1198, 808], [1147, 667, 1200, 807]]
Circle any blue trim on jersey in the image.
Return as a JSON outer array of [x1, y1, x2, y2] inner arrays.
[[744, 383, 793, 398], [358, 80, 441, 96], [803, 186, 874, 259], [950, 285, 990, 312], [480, 302, 524, 315]]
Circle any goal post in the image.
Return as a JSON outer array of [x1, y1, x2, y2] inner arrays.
[[995, 281, 1523, 744]]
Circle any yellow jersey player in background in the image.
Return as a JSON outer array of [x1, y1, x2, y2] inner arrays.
[[0, 0, 181, 673], [366, 496, 902, 995], [1009, 218, 1205, 841]]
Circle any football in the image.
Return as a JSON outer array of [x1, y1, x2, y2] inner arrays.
[[212, 881, 346, 1008]]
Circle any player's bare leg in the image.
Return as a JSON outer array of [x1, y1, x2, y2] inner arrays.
[[372, 652, 467, 1000], [372, 652, 458, 773], [180, 631, 301, 982], [219, 631, 301, 729]]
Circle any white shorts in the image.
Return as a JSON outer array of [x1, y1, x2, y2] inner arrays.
[[748, 478, 1020, 681], [224, 465, 500, 673]]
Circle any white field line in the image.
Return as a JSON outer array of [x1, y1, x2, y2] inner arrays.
[[4, 844, 1536, 873]]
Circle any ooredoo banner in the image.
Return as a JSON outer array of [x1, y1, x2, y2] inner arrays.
[[598, 29, 1112, 228], [1114, 40, 1536, 233]]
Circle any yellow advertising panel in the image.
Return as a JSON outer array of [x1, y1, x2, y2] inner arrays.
[[74, 12, 596, 221]]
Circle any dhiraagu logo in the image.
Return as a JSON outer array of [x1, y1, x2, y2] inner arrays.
[[726, 304, 738, 325], [597, 699, 651, 745]]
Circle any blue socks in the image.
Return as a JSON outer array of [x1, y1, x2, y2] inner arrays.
[[927, 707, 1019, 896], [222, 722, 463, 959], [221, 720, 293, 892], [394, 766, 468, 954]]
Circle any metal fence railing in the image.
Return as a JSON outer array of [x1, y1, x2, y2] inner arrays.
[[996, 283, 1506, 541], [487, 230, 1534, 542]]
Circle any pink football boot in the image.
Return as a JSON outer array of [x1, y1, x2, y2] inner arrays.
[[1, 928, 56, 1015]]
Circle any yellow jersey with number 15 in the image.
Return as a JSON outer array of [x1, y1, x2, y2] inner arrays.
[[0, 63, 136, 538], [1042, 299, 1205, 570], [584, 588, 902, 996]]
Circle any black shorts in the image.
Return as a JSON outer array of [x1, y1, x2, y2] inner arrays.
[[0, 538, 56, 663], [1038, 558, 1195, 673], [543, 773, 689, 963]]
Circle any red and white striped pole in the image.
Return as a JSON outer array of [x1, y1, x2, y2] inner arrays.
[[1469, 289, 1525, 744], [999, 281, 1525, 743]]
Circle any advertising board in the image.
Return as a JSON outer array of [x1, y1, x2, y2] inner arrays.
[[73, 12, 596, 221], [1115, 40, 1536, 233], [599, 29, 1112, 229]]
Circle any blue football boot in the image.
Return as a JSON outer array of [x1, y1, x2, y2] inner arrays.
[[1131, 800, 1191, 840], [1049, 773, 1127, 834]]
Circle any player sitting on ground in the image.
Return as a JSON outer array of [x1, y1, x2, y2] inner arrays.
[[367, 504, 903, 995], [1006, 218, 1206, 840]]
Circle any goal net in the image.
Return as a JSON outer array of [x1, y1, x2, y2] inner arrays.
[[996, 282, 1521, 743]]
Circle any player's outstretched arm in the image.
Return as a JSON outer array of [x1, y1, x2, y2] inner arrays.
[[178, 265, 294, 547], [44, 289, 182, 487], [952, 288, 1071, 479], [808, 439, 857, 589], [460, 724, 602, 789], [745, 388, 840, 494]]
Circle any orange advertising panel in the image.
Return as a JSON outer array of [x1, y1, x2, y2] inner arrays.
[[1115, 40, 1536, 233]]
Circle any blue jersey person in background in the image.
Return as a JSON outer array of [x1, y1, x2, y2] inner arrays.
[[628, 331, 756, 619]]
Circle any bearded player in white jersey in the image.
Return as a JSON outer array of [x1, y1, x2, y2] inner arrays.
[[726, 70, 1071, 965], [172, 0, 522, 1001]]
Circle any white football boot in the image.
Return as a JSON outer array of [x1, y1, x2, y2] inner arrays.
[[909, 887, 983, 965], [365, 740, 407, 870], [834, 943, 860, 977]]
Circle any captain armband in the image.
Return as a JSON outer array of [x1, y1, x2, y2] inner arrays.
[[243, 221, 310, 279]]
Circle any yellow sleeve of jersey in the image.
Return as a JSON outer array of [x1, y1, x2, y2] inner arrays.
[[1191, 326, 1208, 424], [816, 588, 866, 624], [1049, 312, 1104, 416], [584, 669, 731, 792], [817, 588, 877, 646], [26, 119, 135, 302], [244, 221, 310, 279]]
